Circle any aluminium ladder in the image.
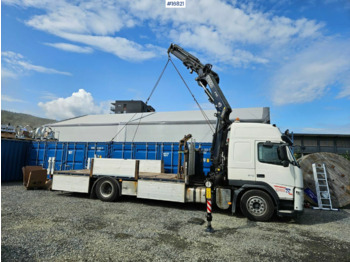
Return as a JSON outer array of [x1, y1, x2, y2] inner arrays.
[[312, 163, 338, 211]]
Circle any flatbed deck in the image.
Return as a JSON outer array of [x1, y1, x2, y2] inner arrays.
[[54, 169, 91, 175], [139, 172, 183, 181], [54, 169, 183, 181]]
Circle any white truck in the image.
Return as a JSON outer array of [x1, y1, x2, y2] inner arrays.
[[52, 44, 304, 222]]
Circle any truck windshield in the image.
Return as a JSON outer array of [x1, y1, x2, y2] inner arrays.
[[258, 143, 284, 166]]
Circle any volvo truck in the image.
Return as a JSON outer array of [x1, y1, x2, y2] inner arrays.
[[51, 44, 304, 222]]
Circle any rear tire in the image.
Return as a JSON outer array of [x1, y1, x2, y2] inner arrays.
[[240, 190, 274, 222], [95, 178, 120, 202]]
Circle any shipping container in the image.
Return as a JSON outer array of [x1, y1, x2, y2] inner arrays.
[[27, 141, 213, 176], [109, 142, 180, 173], [1, 139, 31, 182]]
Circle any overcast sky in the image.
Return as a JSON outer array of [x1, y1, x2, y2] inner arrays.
[[1, 0, 350, 134]]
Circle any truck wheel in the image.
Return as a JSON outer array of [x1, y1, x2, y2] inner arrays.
[[240, 190, 274, 222], [95, 178, 120, 202]]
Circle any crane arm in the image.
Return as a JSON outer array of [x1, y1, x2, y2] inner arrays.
[[168, 44, 232, 184]]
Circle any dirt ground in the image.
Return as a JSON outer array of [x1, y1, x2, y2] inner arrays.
[[2, 182, 350, 261]]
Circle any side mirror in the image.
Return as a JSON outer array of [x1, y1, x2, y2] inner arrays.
[[277, 145, 289, 161]]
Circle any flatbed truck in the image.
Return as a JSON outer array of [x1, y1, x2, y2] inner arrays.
[[51, 44, 304, 222]]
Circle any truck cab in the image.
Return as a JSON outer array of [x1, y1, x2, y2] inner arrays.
[[227, 121, 304, 221]]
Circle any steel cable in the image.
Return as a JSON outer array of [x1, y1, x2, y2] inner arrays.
[[131, 58, 170, 142], [169, 58, 215, 133]]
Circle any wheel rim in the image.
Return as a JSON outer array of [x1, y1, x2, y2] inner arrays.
[[246, 196, 267, 216], [100, 181, 114, 198]]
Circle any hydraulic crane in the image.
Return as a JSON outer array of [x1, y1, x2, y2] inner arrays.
[[168, 44, 232, 185]]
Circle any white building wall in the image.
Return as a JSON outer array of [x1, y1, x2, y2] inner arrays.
[[48, 108, 270, 143]]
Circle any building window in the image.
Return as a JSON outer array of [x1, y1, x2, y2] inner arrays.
[[293, 139, 301, 146], [320, 140, 333, 147], [337, 139, 350, 148], [303, 139, 317, 146]]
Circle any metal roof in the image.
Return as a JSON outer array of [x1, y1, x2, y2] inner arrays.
[[293, 133, 350, 138], [48, 108, 270, 142], [50, 108, 270, 127]]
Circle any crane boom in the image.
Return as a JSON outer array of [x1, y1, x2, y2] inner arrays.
[[167, 44, 232, 184]]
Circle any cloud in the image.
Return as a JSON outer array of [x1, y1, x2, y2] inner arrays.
[[127, 0, 323, 66], [1, 68, 18, 79], [57, 33, 162, 61], [39, 91, 59, 101], [44, 42, 93, 53], [1, 94, 25, 102], [38, 89, 109, 120], [2, 51, 71, 76], [20, 0, 160, 61], [336, 75, 350, 99], [3, 0, 324, 67], [271, 38, 350, 105], [337, 87, 350, 99]]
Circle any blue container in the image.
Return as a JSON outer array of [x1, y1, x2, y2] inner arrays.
[[1, 139, 31, 182], [110, 143, 134, 159], [28, 141, 46, 167], [87, 142, 110, 159], [28, 141, 213, 176], [46, 142, 65, 171], [197, 143, 212, 175], [65, 142, 87, 170], [161, 143, 179, 174], [110, 142, 181, 173], [133, 142, 160, 160]]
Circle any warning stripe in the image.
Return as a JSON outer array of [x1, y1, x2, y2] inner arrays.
[[207, 200, 212, 213]]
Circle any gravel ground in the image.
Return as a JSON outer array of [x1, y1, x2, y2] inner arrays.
[[2, 182, 350, 262]]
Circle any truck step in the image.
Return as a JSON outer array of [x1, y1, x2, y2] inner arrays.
[[277, 210, 294, 217], [278, 210, 293, 214]]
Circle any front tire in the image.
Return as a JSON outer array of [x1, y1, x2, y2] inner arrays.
[[240, 190, 274, 222], [95, 178, 120, 202]]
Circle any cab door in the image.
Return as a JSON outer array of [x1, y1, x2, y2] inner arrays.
[[255, 141, 295, 200]]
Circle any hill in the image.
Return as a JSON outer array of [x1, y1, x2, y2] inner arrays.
[[1, 110, 56, 128]]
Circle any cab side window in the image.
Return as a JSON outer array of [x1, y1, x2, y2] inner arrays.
[[258, 143, 283, 166]]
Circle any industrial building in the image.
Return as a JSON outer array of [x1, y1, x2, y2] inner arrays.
[[42, 107, 350, 155], [293, 133, 350, 155], [46, 107, 271, 142]]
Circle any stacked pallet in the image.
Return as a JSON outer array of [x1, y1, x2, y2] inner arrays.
[[299, 152, 350, 208]]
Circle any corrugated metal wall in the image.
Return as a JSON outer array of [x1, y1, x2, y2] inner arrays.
[[28, 142, 110, 171], [1, 139, 31, 182], [28, 141, 213, 175]]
